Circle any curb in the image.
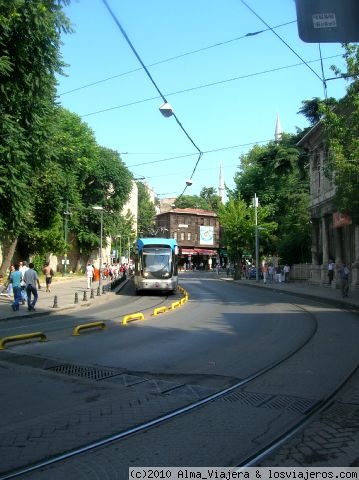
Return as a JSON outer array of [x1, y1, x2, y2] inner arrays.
[[0, 278, 130, 322], [225, 278, 359, 312]]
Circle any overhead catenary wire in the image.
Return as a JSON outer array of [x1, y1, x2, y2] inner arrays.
[[101, 0, 203, 189], [59, 20, 296, 97], [239, 0, 325, 85], [81, 54, 342, 119]]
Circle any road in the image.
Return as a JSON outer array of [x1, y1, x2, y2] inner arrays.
[[0, 271, 358, 478]]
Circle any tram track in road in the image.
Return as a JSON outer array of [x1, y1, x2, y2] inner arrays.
[[0, 278, 358, 479], [3, 299, 358, 479]]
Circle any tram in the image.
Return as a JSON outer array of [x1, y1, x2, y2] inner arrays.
[[134, 237, 179, 294]]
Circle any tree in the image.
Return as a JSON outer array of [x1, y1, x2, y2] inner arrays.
[[297, 97, 337, 125], [0, 0, 71, 273], [218, 193, 276, 279], [320, 44, 359, 224], [174, 187, 221, 211], [137, 182, 156, 237], [233, 134, 311, 264]]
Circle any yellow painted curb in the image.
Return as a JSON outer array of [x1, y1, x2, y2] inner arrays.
[[72, 321, 106, 336], [122, 312, 145, 325], [153, 306, 168, 316], [0, 332, 47, 350]]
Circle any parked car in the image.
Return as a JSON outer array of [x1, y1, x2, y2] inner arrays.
[[246, 267, 262, 280]]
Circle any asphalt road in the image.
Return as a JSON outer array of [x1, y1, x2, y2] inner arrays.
[[0, 272, 358, 478]]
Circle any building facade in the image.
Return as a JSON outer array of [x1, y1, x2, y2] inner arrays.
[[155, 208, 220, 269], [298, 123, 359, 288]]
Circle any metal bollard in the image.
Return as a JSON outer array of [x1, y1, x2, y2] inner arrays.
[[90, 288, 94, 299], [96, 286, 101, 296], [83, 291, 87, 301], [102, 285, 106, 294], [74, 292, 79, 304], [52, 295, 59, 308]]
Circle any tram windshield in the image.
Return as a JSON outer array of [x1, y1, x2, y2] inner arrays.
[[141, 247, 172, 279]]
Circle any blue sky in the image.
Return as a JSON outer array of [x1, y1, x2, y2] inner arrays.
[[56, 0, 348, 200]]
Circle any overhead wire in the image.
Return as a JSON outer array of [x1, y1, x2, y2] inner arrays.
[[81, 54, 342, 118], [101, 0, 203, 197], [239, 0, 325, 84], [59, 20, 296, 96]]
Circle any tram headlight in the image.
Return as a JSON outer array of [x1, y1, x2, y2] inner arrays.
[[143, 272, 149, 278]]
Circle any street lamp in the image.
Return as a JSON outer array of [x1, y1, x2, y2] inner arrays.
[[253, 194, 259, 283], [63, 200, 72, 276], [92, 206, 104, 292]]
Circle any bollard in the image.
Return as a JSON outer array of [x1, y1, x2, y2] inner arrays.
[[52, 295, 59, 308], [74, 292, 79, 304], [102, 285, 106, 295], [96, 286, 101, 296], [83, 291, 87, 301], [90, 288, 94, 299]]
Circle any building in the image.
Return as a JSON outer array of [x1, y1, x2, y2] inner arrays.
[[155, 208, 220, 269], [297, 122, 359, 288]]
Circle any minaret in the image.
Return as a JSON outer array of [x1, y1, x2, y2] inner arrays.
[[219, 162, 225, 203], [275, 114, 283, 142]]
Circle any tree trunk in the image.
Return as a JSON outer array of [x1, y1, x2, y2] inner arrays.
[[0, 236, 18, 275]]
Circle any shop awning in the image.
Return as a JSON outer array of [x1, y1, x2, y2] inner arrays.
[[195, 248, 217, 255], [181, 249, 198, 255], [181, 248, 218, 256]]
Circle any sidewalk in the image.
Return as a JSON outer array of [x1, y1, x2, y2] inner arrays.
[[0, 274, 126, 321], [223, 275, 359, 312]]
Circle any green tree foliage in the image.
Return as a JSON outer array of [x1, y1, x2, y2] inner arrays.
[[0, 0, 71, 272], [297, 97, 337, 126], [137, 182, 156, 237], [174, 187, 221, 212], [321, 44, 359, 223], [218, 193, 276, 278], [233, 135, 311, 264]]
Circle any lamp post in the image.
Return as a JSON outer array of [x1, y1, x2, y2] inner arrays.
[[63, 201, 71, 276], [92, 206, 104, 292], [253, 194, 259, 283]]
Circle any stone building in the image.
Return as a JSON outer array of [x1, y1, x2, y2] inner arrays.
[[297, 123, 359, 288], [155, 208, 220, 269]]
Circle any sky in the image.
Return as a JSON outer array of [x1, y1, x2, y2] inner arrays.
[[56, 0, 349, 201]]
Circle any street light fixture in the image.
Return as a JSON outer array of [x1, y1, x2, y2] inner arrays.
[[92, 206, 104, 293], [63, 200, 72, 276], [253, 194, 259, 283]]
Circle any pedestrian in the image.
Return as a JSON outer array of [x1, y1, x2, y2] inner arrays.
[[215, 263, 220, 276], [23, 263, 41, 311], [9, 263, 23, 311], [6, 265, 15, 297], [19, 261, 29, 305], [86, 262, 94, 289], [328, 259, 335, 285], [268, 265, 274, 283], [275, 265, 282, 283], [42, 261, 54, 292], [262, 264, 268, 284], [283, 264, 291, 283], [338, 263, 350, 298]]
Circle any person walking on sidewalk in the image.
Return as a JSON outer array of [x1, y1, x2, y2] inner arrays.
[[338, 263, 350, 298], [19, 261, 29, 305], [42, 261, 54, 292], [23, 263, 41, 311], [328, 259, 335, 285], [86, 262, 94, 289], [9, 263, 22, 312]]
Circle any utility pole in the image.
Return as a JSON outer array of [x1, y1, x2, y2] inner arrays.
[[253, 194, 259, 283], [63, 200, 71, 276]]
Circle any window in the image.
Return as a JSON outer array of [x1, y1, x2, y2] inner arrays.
[[187, 232, 191, 241], [173, 232, 177, 240], [180, 232, 185, 241]]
